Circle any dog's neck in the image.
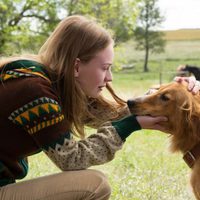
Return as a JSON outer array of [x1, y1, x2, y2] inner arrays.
[[170, 127, 200, 168], [170, 129, 199, 153]]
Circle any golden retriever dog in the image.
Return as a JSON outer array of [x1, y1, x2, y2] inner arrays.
[[127, 81, 200, 200]]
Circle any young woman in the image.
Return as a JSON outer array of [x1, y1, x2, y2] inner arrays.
[[0, 15, 199, 200]]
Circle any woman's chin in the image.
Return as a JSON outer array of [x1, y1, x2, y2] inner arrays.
[[86, 88, 103, 98], [92, 91, 102, 98]]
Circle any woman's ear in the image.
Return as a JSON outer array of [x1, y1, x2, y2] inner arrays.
[[74, 58, 80, 77]]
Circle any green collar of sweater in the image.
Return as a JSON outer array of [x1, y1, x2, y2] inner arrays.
[[0, 59, 50, 82]]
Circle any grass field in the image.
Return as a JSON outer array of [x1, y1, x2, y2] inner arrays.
[[25, 131, 194, 200], [23, 33, 200, 199]]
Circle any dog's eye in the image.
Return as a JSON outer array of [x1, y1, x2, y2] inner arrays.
[[160, 94, 170, 101]]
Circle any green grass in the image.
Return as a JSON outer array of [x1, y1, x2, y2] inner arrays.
[[97, 131, 194, 200], [24, 131, 195, 200], [23, 39, 200, 200], [115, 40, 200, 63]]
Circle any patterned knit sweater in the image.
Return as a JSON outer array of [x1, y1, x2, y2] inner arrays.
[[0, 59, 141, 187]]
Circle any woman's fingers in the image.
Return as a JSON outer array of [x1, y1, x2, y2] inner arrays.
[[174, 76, 200, 94]]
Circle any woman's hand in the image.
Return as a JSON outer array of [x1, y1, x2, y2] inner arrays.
[[174, 76, 200, 94], [136, 115, 168, 132]]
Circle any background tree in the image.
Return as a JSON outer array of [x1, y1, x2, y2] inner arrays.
[[0, 0, 61, 55], [69, 0, 140, 43], [0, 0, 141, 55], [134, 0, 166, 72]]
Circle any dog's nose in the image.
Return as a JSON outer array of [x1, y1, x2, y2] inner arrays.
[[127, 100, 135, 108]]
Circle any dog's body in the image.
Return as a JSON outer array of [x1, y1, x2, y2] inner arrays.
[[128, 81, 200, 200]]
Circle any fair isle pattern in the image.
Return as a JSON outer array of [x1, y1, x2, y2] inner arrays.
[[28, 115, 64, 134], [8, 97, 64, 134], [0, 67, 50, 83]]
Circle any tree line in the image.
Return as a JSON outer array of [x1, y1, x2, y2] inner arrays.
[[0, 0, 165, 72]]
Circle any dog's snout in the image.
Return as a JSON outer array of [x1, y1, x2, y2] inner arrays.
[[127, 100, 135, 108]]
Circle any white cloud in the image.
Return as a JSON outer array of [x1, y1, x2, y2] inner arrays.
[[158, 0, 200, 30]]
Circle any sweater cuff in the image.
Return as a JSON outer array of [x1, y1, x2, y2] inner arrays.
[[111, 115, 141, 141]]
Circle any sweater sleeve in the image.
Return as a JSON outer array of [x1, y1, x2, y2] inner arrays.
[[43, 115, 141, 170], [82, 98, 131, 129]]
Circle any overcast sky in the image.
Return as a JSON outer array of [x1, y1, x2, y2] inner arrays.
[[158, 0, 200, 30]]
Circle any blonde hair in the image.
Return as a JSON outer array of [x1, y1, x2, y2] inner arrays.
[[0, 15, 125, 138]]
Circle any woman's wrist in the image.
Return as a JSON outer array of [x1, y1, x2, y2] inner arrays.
[[112, 114, 141, 141]]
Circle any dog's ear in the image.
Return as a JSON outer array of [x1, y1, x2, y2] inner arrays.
[[189, 95, 200, 139], [183, 96, 200, 140], [170, 109, 196, 153], [174, 99, 194, 135], [190, 115, 200, 140], [175, 109, 190, 134]]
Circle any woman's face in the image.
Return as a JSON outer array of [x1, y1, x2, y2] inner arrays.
[[75, 44, 114, 98]]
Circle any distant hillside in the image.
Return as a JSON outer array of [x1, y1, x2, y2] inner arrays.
[[163, 29, 200, 41]]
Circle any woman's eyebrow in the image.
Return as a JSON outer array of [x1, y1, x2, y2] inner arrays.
[[102, 62, 112, 66]]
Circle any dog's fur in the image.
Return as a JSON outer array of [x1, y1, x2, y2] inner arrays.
[[127, 81, 200, 199]]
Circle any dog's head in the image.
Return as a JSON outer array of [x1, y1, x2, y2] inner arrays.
[[128, 81, 200, 152]]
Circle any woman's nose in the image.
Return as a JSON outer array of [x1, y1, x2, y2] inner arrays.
[[105, 70, 113, 82]]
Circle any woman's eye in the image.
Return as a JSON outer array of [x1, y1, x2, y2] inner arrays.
[[102, 65, 112, 71], [102, 67, 109, 71]]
